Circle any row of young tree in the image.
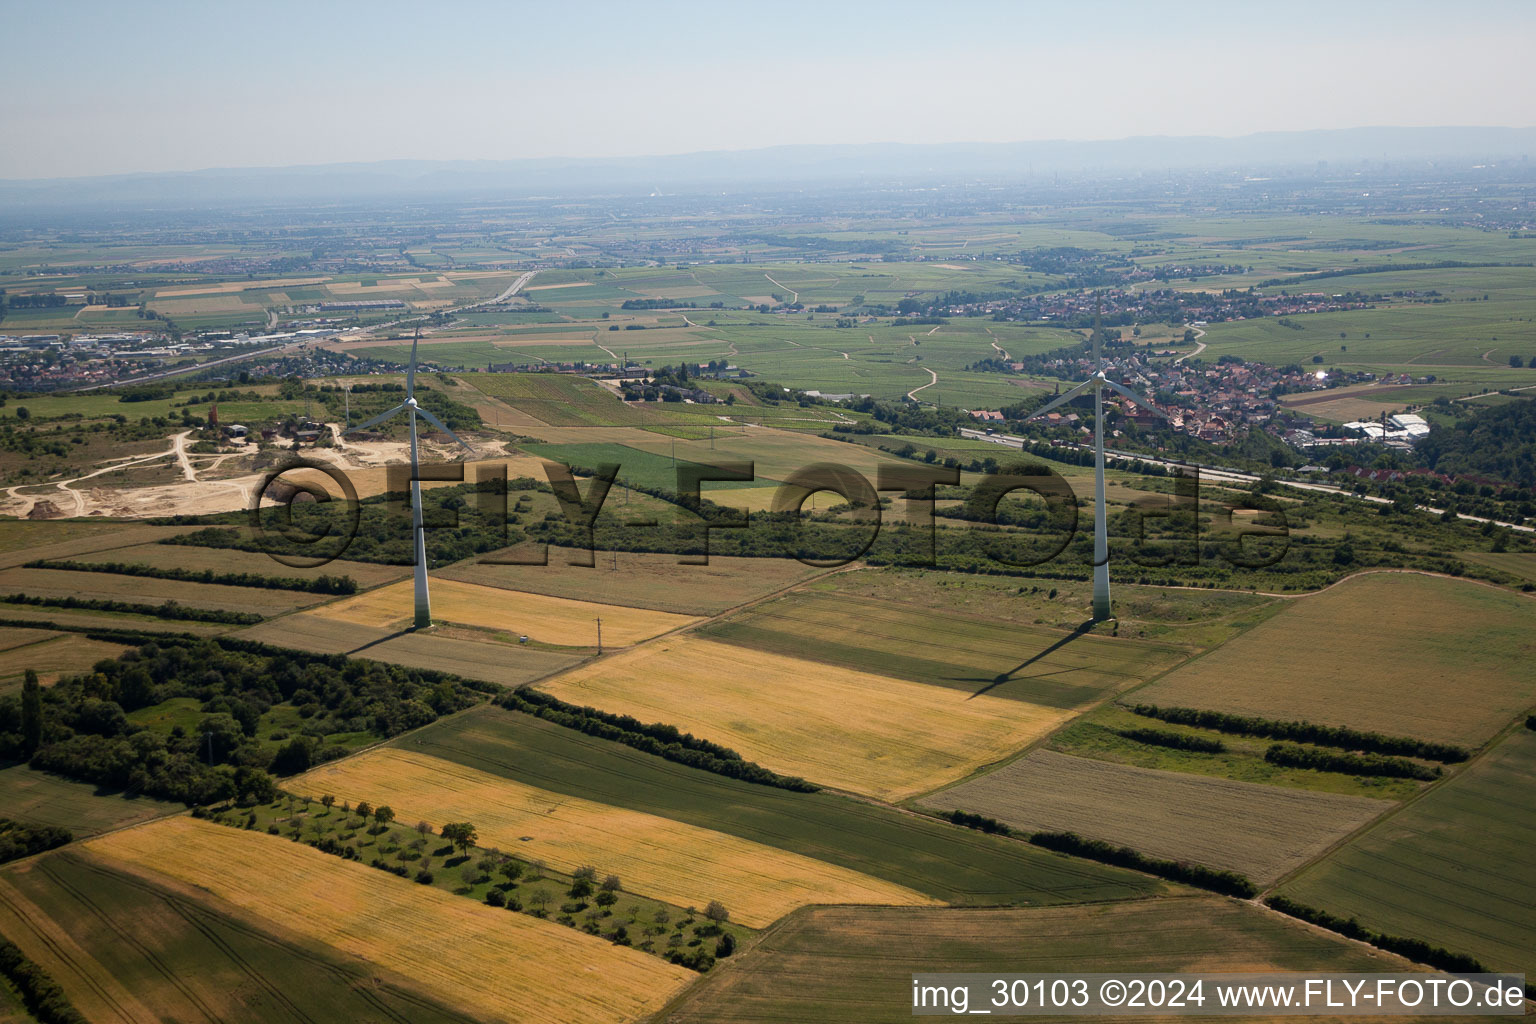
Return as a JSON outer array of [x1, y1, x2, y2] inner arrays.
[[0, 593, 262, 625], [1130, 705, 1470, 762], [1264, 742, 1440, 781], [23, 560, 359, 595], [500, 687, 818, 791]]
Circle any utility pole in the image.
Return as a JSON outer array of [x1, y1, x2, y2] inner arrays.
[[596, 617, 602, 653]]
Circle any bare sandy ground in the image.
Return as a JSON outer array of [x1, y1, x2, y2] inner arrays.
[[0, 429, 518, 520]]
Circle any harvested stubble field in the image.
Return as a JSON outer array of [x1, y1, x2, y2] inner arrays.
[[0, 766, 179, 836], [0, 851, 481, 1024], [239, 612, 584, 684], [87, 817, 695, 1024], [0, 625, 59, 652], [0, 566, 323, 615], [401, 706, 1160, 906], [0, 604, 230, 635], [927, 749, 1393, 883], [656, 898, 1422, 1024], [0, 522, 195, 570], [0, 632, 129, 689], [440, 548, 830, 616], [701, 591, 1190, 709], [1278, 729, 1536, 976], [297, 748, 935, 927], [237, 611, 392, 653], [1130, 573, 1536, 748], [312, 577, 696, 645], [94, 541, 412, 588], [538, 635, 1072, 801]]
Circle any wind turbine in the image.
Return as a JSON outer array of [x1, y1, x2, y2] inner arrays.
[[1027, 295, 1165, 621], [345, 329, 472, 629]]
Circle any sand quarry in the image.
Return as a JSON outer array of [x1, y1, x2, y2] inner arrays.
[[0, 427, 530, 520]]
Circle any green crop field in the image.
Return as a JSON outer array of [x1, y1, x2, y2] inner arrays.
[[0, 850, 480, 1024], [657, 898, 1419, 1024], [523, 442, 774, 493], [700, 589, 1192, 709], [465, 373, 717, 427], [1277, 728, 1536, 976], [0, 766, 180, 836], [397, 705, 1161, 907]]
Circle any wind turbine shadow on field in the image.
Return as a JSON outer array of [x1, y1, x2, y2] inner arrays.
[[963, 619, 1098, 700], [344, 629, 415, 657], [343, 327, 473, 630]]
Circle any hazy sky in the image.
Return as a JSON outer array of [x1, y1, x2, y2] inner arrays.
[[2, 0, 1532, 179]]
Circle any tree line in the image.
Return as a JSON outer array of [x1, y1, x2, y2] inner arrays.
[[0, 817, 71, 865], [1028, 831, 1258, 898], [937, 813, 1257, 899], [1116, 727, 1225, 754], [24, 560, 358, 595], [500, 687, 818, 792], [1263, 895, 1490, 977], [0, 593, 262, 625], [1130, 705, 1470, 763], [1264, 742, 1440, 781], [0, 939, 87, 1024]]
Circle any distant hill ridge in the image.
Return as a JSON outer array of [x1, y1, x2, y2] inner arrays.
[[4, 125, 1535, 207]]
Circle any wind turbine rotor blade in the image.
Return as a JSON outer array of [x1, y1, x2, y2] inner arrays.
[[343, 403, 407, 434], [407, 328, 420, 397], [414, 407, 474, 455], [1103, 378, 1167, 417], [1025, 377, 1097, 420]]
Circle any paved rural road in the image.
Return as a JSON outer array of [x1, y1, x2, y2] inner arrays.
[[957, 427, 1535, 534], [1174, 324, 1207, 364]]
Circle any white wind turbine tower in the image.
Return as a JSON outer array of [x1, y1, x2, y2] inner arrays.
[[1026, 295, 1164, 621], [345, 329, 472, 629]]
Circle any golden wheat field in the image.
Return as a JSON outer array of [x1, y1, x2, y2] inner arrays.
[[312, 577, 699, 644], [87, 817, 693, 1024], [295, 748, 937, 928], [538, 636, 1072, 801]]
